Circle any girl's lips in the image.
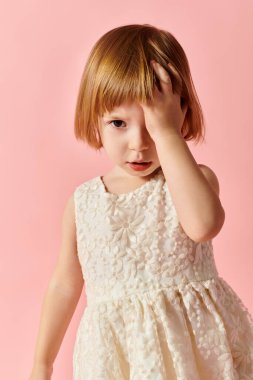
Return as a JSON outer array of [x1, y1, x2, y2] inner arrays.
[[127, 162, 152, 171]]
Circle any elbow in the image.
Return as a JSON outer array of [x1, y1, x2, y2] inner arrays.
[[187, 207, 226, 243]]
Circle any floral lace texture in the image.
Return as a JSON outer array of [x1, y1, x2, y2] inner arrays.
[[73, 168, 253, 380]]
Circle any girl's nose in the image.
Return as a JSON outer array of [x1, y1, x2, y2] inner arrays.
[[128, 127, 151, 151]]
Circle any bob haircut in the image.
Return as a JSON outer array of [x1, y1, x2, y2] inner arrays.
[[74, 24, 206, 150]]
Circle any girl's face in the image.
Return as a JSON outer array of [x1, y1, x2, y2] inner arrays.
[[98, 101, 161, 178]]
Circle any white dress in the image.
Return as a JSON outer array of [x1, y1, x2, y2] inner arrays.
[[73, 167, 253, 380]]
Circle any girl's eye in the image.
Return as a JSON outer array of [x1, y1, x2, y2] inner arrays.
[[108, 120, 125, 129]]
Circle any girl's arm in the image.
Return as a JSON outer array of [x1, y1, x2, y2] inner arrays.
[[29, 193, 84, 378], [142, 61, 225, 243], [155, 132, 225, 242]]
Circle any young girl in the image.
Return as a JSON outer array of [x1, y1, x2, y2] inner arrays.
[[29, 24, 253, 380]]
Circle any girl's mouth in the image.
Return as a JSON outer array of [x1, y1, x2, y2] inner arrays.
[[127, 162, 152, 171]]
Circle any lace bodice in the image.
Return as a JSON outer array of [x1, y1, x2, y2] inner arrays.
[[74, 168, 219, 306]]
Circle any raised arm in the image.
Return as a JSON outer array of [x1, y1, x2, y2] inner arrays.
[[29, 192, 84, 379]]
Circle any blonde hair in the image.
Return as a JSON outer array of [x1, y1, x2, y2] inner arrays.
[[74, 24, 206, 150]]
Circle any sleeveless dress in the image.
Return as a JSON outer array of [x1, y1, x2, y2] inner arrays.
[[72, 167, 253, 380]]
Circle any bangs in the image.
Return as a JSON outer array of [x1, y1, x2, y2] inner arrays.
[[94, 49, 156, 119]]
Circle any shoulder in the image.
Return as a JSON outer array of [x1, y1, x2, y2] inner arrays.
[[61, 192, 76, 234], [198, 163, 220, 196], [74, 175, 100, 196]]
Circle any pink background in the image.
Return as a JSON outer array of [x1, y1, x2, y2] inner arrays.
[[1, 0, 253, 379]]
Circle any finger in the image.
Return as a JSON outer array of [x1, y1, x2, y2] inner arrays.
[[167, 63, 183, 92], [151, 60, 173, 93]]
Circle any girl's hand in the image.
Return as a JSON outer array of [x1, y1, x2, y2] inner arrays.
[[140, 60, 188, 140]]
